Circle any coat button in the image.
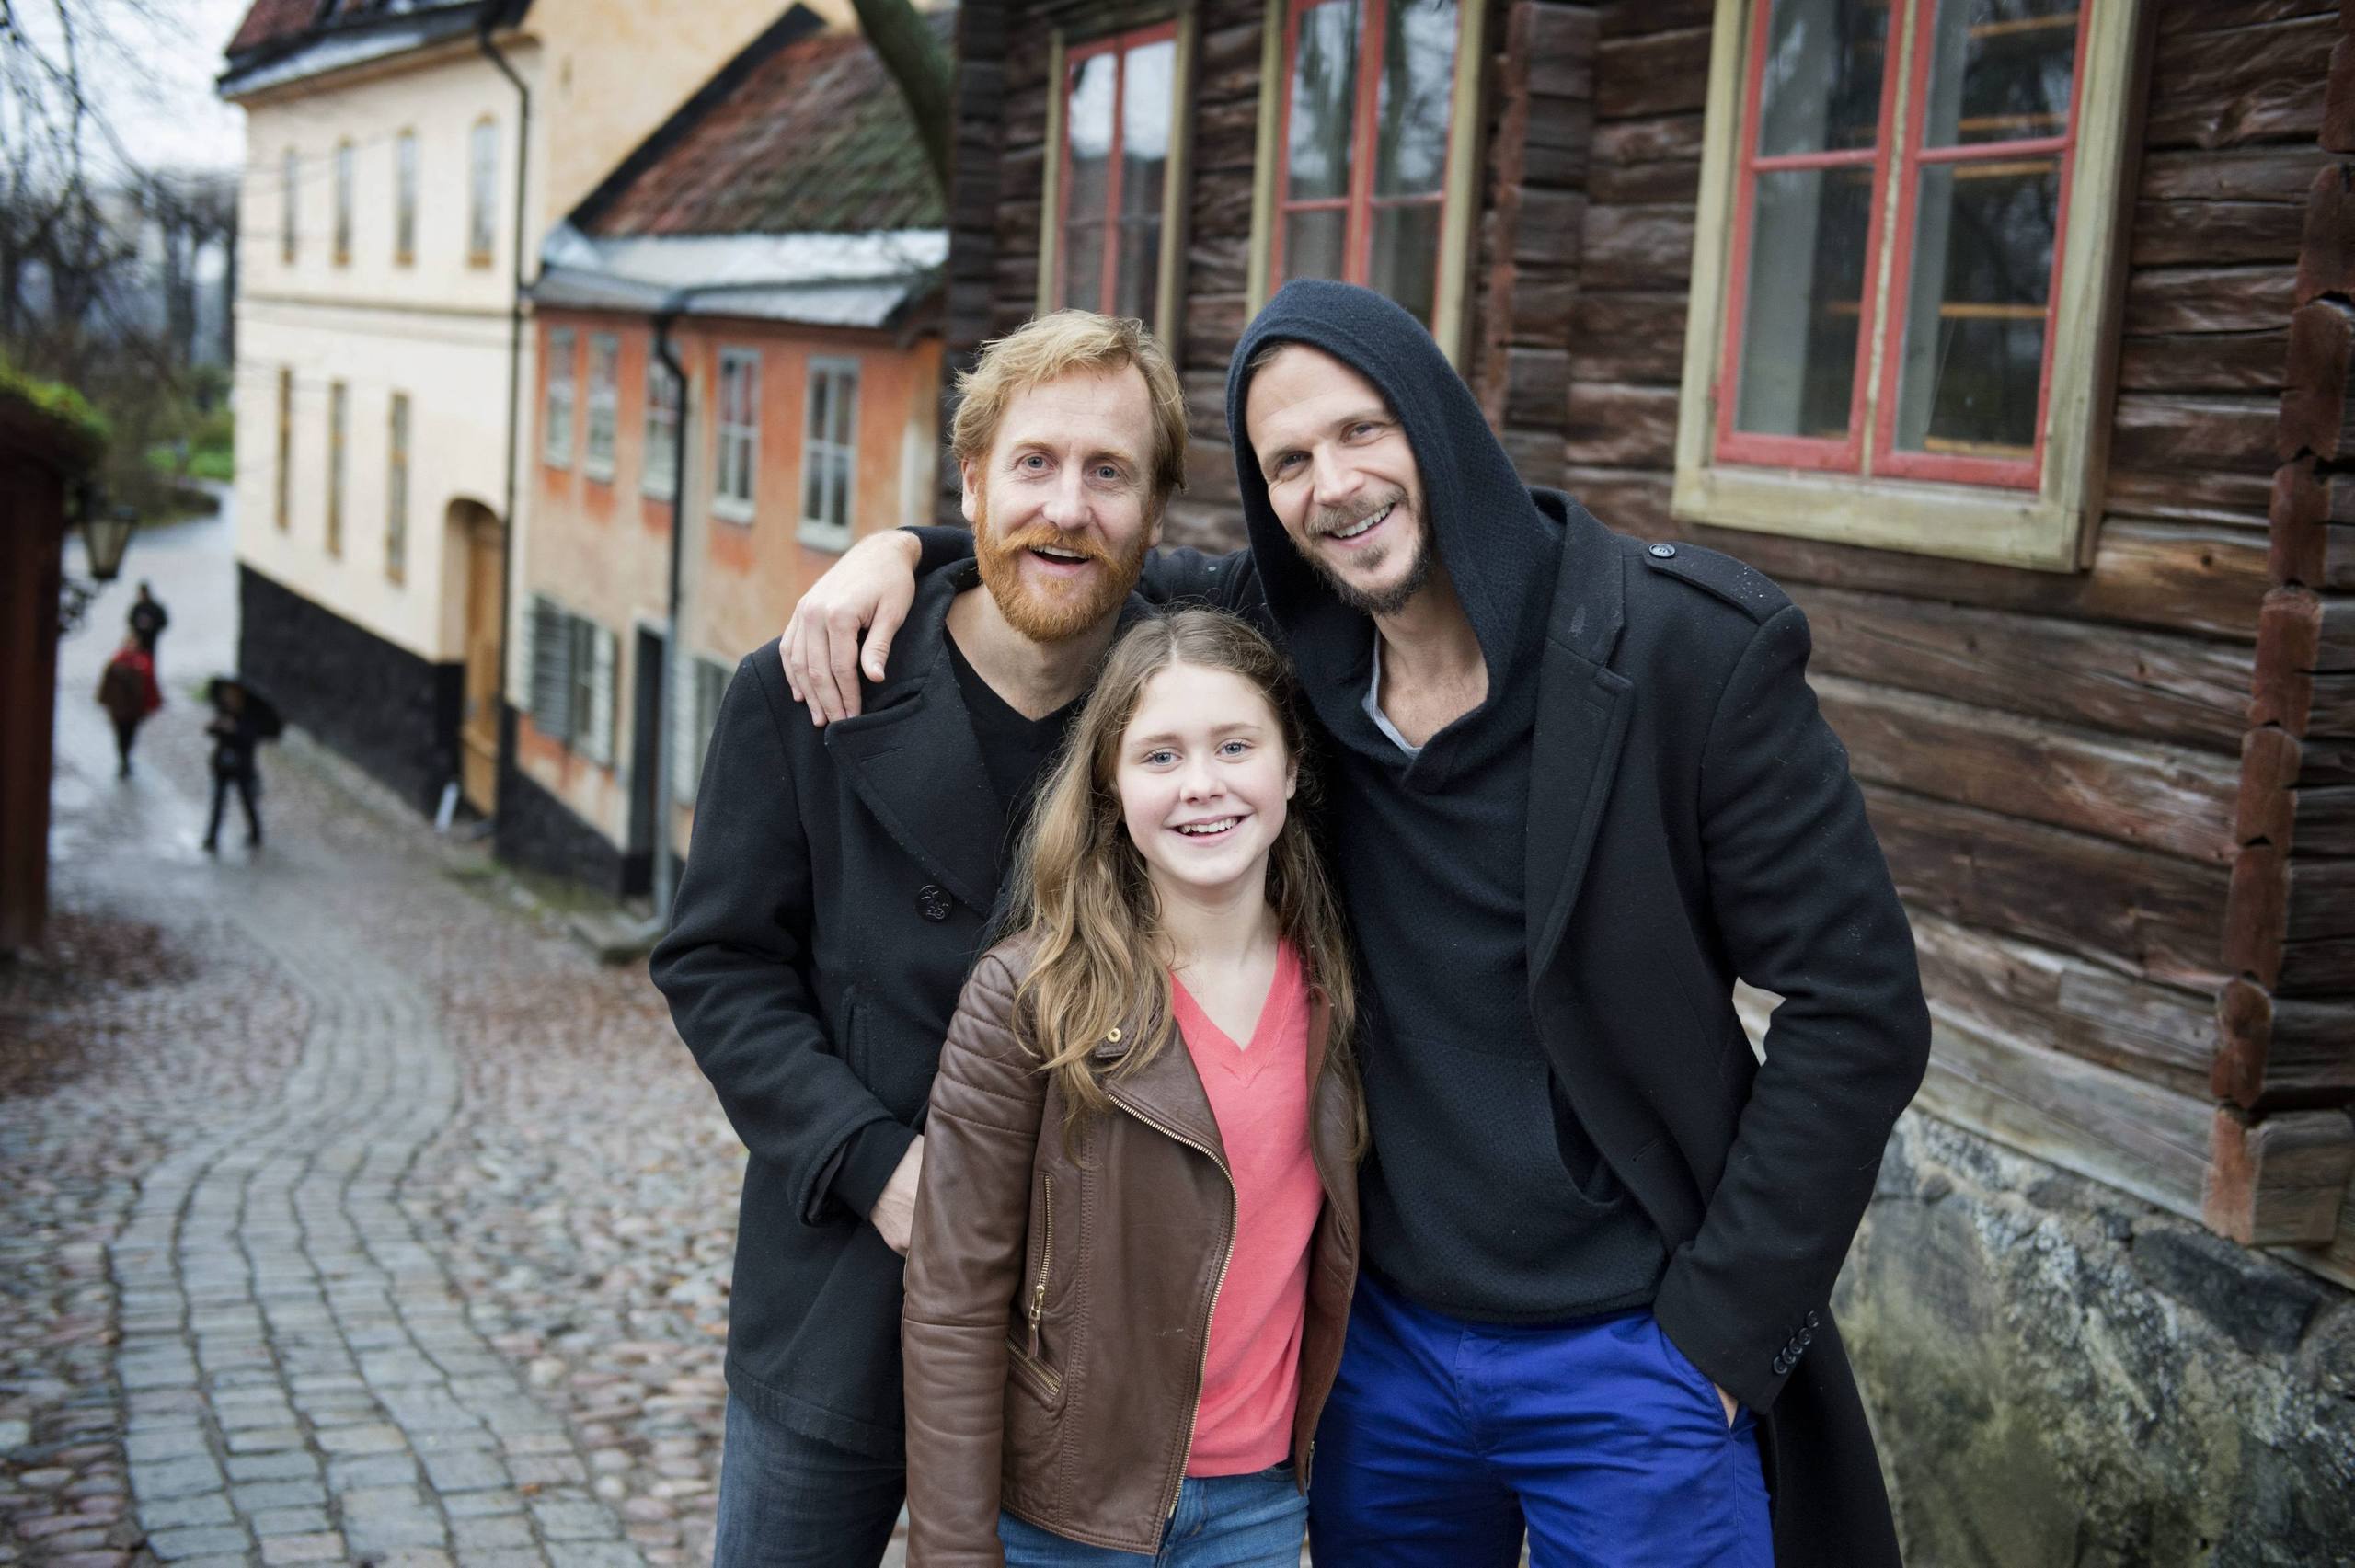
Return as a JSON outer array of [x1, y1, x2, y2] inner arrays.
[[916, 885, 951, 921], [1805, 1310, 1821, 1328], [1799, 1329, 1814, 1347], [1773, 1356, 1790, 1375], [1648, 543, 1676, 558]]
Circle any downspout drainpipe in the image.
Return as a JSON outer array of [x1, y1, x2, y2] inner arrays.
[[650, 304, 691, 922], [478, 8, 529, 834]]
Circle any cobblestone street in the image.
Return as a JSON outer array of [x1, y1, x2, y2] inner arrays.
[[1, 505, 855, 1566]]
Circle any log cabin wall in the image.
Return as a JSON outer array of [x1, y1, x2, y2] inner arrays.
[[1567, 0, 2355, 1288], [940, 0, 2355, 1285]]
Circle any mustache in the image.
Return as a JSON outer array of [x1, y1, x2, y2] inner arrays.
[[989, 524, 1116, 564], [1306, 488, 1407, 539]]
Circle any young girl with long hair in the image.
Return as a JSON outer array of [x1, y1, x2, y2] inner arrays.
[[901, 608, 1362, 1566]]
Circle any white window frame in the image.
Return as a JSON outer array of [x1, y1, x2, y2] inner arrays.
[[394, 129, 419, 266], [715, 347, 761, 523], [643, 353, 682, 498], [333, 140, 354, 266], [525, 596, 615, 765], [1671, 0, 2145, 572], [545, 326, 576, 468], [281, 147, 299, 266], [1242, 0, 1489, 362], [386, 391, 409, 584], [584, 332, 619, 482], [468, 118, 498, 268], [798, 357, 861, 552]]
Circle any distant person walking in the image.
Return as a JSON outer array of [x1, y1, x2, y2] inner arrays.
[[128, 582, 169, 658], [203, 678, 277, 853], [96, 636, 163, 778]]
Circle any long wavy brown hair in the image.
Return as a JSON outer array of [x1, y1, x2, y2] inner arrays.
[[1004, 608, 1360, 1139]]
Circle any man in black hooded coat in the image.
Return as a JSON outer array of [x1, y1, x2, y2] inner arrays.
[[782, 282, 1930, 1566]]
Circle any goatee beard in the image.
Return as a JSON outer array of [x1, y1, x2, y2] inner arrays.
[[973, 495, 1147, 643], [1304, 495, 1433, 618]]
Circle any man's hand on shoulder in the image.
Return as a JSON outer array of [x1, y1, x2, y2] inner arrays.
[[778, 530, 924, 727], [868, 1134, 925, 1255]]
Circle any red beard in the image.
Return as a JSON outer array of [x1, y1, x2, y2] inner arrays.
[[972, 492, 1148, 643]]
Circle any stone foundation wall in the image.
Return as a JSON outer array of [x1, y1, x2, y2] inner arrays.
[[490, 704, 647, 898], [1840, 1115, 2355, 1567], [236, 565, 464, 817]]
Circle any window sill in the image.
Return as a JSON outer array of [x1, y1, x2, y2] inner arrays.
[[640, 479, 679, 503], [544, 454, 572, 472], [797, 521, 853, 555], [584, 460, 615, 486], [1671, 462, 2087, 574], [712, 498, 756, 525], [468, 253, 494, 270]]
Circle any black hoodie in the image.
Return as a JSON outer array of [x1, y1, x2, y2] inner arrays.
[[1225, 280, 1666, 1321]]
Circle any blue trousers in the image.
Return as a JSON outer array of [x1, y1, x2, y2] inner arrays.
[[712, 1396, 903, 1568], [1308, 1275, 1773, 1568], [998, 1463, 1305, 1565]]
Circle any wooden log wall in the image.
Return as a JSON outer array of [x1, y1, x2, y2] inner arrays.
[[2210, 0, 2355, 1276], [1561, 0, 2355, 1285], [938, 0, 2355, 1282]]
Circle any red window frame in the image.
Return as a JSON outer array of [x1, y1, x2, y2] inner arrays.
[[1056, 22, 1179, 318], [1713, 0, 2095, 490], [1269, 0, 1459, 303]]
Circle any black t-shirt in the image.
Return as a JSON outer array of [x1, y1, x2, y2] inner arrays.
[[946, 635, 1083, 841]]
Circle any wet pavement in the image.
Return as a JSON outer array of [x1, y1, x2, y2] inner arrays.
[[2, 501, 819, 1567]]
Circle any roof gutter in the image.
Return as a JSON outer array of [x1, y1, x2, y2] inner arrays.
[[478, 9, 529, 828]]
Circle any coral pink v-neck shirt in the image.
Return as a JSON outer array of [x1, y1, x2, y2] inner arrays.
[[1169, 939, 1324, 1477]]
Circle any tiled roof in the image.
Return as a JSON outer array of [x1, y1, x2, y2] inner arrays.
[[225, 0, 322, 55], [580, 17, 947, 241]]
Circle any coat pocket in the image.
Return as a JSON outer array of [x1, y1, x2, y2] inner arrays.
[[1003, 1333, 1064, 1408]]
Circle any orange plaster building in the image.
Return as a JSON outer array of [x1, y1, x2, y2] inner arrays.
[[507, 19, 946, 895]]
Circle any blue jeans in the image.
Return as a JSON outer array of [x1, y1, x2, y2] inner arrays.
[[712, 1396, 904, 1568], [997, 1463, 1305, 1566], [1308, 1275, 1773, 1567]]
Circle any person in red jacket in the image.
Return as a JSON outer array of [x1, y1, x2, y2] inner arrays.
[[97, 635, 163, 779]]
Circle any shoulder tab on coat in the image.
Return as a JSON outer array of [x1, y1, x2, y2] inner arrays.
[[1635, 538, 1790, 625]]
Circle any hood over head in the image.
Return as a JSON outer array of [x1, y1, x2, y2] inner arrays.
[[1223, 281, 1560, 753]]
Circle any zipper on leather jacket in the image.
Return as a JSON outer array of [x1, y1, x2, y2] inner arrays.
[[1028, 1174, 1053, 1359], [1105, 1087, 1237, 1524]]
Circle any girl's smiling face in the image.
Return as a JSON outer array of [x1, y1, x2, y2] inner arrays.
[[1115, 660, 1297, 904]]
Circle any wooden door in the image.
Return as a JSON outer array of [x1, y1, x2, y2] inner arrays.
[[461, 508, 504, 814]]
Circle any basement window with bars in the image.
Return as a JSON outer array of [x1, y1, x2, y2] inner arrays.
[[523, 597, 616, 766], [1674, 0, 2142, 570]]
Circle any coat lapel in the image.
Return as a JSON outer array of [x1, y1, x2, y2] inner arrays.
[[823, 573, 1005, 917], [1098, 1018, 1229, 1169], [1526, 504, 1634, 979]]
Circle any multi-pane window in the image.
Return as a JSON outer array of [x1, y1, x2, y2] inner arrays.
[[281, 148, 299, 266], [1274, 0, 1461, 326], [1716, 0, 2090, 488], [715, 348, 761, 520], [672, 656, 733, 805], [544, 327, 576, 467], [1058, 28, 1177, 324], [327, 381, 347, 557], [643, 355, 682, 499], [386, 393, 410, 583], [584, 334, 619, 481], [524, 597, 615, 765], [799, 359, 859, 547], [468, 119, 498, 267], [333, 141, 354, 266], [274, 368, 293, 530], [395, 130, 418, 265]]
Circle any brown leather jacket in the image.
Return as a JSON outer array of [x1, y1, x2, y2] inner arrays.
[[901, 938, 1361, 1564]]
